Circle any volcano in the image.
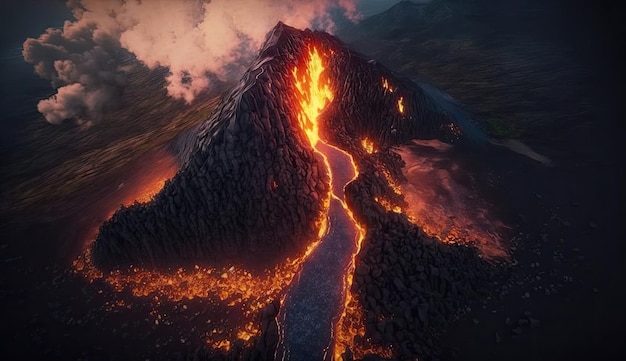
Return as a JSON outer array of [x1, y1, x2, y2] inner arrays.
[[88, 22, 498, 360], [92, 22, 471, 271]]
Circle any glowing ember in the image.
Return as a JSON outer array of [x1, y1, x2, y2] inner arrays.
[[447, 122, 462, 138], [374, 196, 402, 213], [361, 137, 375, 154], [397, 96, 405, 114], [335, 298, 393, 360], [381, 167, 402, 196], [381, 77, 394, 93], [396, 141, 508, 259], [74, 235, 321, 350], [382, 77, 404, 115]]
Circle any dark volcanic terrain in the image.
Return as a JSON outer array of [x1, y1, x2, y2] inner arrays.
[[337, 1, 623, 360], [0, 0, 623, 360]]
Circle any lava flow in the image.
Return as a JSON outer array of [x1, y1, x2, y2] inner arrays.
[[382, 76, 404, 114], [72, 151, 324, 351], [70, 22, 509, 360], [277, 45, 367, 360], [73, 242, 319, 350]]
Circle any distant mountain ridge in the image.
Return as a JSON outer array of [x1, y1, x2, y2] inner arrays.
[[337, 0, 456, 40]]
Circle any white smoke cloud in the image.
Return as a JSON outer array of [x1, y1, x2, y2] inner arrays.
[[23, 0, 360, 124]]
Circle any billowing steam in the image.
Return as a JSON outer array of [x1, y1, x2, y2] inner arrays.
[[23, 0, 360, 124]]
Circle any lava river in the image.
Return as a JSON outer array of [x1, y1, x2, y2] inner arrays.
[[277, 47, 364, 361], [277, 141, 361, 361]]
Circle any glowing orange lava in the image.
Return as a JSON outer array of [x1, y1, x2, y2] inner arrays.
[[73, 150, 326, 351], [73, 240, 320, 350], [382, 167, 402, 196], [291, 45, 378, 361], [121, 177, 168, 205], [291, 45, 335, 235], [292, 47, 333, 148], [397, 96, 405, 114], [361, 137, 375, 154], [382, 77, 394, 93], [374, 196, 402, 213], [334, 170, 399, 360], [71, 41, 502, 359], [382, 77, 404, 114]]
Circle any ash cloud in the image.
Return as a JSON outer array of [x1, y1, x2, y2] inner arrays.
[[23, 0, 360, 124], [23, 1, 127, 124]]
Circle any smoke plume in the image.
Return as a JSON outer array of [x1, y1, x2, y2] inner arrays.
[[23, 0, 360, 124]]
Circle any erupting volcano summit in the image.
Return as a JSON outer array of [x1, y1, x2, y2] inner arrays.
[[89, 22, 499, 361]]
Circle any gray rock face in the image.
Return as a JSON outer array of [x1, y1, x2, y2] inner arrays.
[[91, 22, 466, 272]]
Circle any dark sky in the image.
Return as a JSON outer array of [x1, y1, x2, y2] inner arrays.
[[0, 0, 70, 49]]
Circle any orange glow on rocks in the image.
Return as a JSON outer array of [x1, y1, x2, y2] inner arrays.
[[334, 300, 393, 360], [73, 149, 325, 351], [374, 196, 402, 213], [381, 77, 394, 93], [111, 152, 178, 211], [396, 141, 508, 259], [73, 233, 321, 350], [361, 137, 375, 154], [382, 77, 404, 114], [332, 219, 377, 361], [397, 96, 405, 114], [73, 43, 341, 358], [72, 37, 504, 361], [382, 167, 402, 196]]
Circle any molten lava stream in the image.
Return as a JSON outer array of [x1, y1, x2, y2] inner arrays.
[[277, 44, 372, 360]]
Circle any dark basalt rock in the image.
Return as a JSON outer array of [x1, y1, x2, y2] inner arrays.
[[91, 22, 471, 272]]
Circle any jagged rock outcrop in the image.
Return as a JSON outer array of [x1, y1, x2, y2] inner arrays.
[[92, 22, 469, 271]]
